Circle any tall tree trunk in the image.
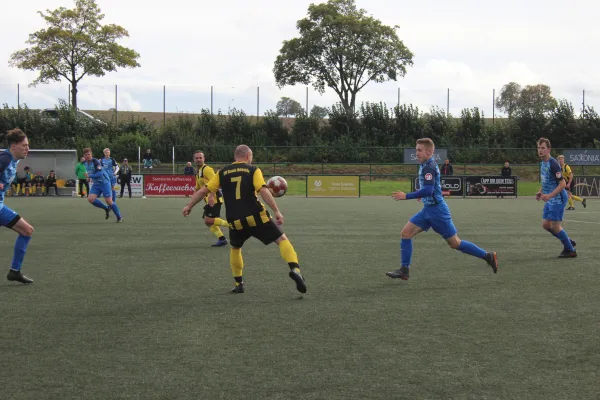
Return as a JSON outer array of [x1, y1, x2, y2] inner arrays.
[[71, 67, 78, 111]]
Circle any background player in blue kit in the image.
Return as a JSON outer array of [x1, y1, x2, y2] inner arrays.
[[101, 148, 119, 203], [535, 138, 576, 258], [386, 138, 498, 280], [1, 129, 35, 284], [83, 147, 123, 222]]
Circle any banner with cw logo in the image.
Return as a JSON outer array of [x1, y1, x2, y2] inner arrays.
[[306, 176, 360, 197]]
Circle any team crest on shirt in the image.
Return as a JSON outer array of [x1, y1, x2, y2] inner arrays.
[[556, 172, 562, 179], [425, 173, 433, 180]]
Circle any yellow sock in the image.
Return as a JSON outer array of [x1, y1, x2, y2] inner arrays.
[[209, 225, 223, 238], [214, 218, 229, 227], [230, 248, 244, 281], [572, 195, 583, 202], [568, 197, 574, 208], [279, 239, 299, 265]]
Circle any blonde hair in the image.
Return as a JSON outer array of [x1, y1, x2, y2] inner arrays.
[[416, 138, 435, 151], [557, 155, 564, 160]]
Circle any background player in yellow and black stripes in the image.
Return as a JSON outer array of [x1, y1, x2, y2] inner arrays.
[[183, 145, 306, 295], [557, 155, 587, 210], [193, 150, 230, 247]]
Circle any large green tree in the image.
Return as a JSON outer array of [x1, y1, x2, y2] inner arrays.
[[9, 0, 140, 111], [495, 82, 521, 118], [273, 0, 413, 113], [518, 84, 557, 115], [275, 97, 305, 117]]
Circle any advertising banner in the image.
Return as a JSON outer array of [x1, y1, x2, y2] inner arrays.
[[403, 149, 448, 164], [572, 176, 600, 197], [307, 176, 360, 197], [465, 176, 516, 197], [562, 150, 600, 166], [144, 175, 195, 196], [412, 176, 463, 196]]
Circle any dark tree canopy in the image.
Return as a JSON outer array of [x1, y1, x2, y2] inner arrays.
[[274, 0, 413, 112]]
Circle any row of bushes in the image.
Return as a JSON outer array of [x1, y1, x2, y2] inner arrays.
[[2, 99, 599, 163]]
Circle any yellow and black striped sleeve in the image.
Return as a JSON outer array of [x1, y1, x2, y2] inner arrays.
[[253, 168, 267, 192], [207, 172, 221, 193]]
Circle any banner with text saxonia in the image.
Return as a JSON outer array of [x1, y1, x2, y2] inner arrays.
[[306, 176, 360, 197]]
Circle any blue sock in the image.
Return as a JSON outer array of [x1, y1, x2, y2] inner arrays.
[[555, 230, 574, 251], [401, 238, 412, 267], [457, 240, 487, 259], [110, 203, 122, 219], [92, 199, 109, 210], [112, 189, 116, 203], [11, 235, 32, 271]]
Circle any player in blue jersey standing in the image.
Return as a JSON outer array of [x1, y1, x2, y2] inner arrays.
[[1, 129, 35, 284], [101, 148, 119, 203], [83, 147, 123, 222], [386, 138, 498, 280], [536, 138, 576, 258]]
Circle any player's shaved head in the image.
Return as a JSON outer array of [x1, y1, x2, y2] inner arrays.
[[234, 145, 251, 159]]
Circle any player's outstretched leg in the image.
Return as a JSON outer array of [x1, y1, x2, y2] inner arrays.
[[387, 238, 412, 280], [448, 236, 498, 273], [106, 198, 123, 222], [387, 221, 424, 280], [112, 189, 117, 203], [230, 247, 245, 293], [277, 237, 306, 294], [5, 216, 34, 284]]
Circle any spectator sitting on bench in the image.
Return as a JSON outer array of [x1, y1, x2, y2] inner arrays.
[[19, 166, 34, 196], [10, 172, 20, 196], [32, 173, 45, 196], [44, 170, 60, 196]]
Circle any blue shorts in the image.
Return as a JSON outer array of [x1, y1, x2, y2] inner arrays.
[[110, 176, 116, 186], [90, 181, 113, 198], [543, 202, 566, 221], [0, 205, 20, 228], [409, 202, 457, 239]]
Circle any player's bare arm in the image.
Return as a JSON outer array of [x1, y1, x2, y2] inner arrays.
[[183, 186, 210, 216], [259, 187, 284, 225]]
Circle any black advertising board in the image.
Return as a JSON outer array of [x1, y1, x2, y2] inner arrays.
[[412, 176, 464, 196], [465, 176, 516, 197]]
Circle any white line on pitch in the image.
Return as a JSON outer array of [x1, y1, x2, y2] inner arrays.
[[564, 219, 600, 225]]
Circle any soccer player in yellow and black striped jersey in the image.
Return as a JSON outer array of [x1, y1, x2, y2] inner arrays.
[[557, 155, 587, 210], [183, 145, 306, 295], [193, 151, 230, 247]]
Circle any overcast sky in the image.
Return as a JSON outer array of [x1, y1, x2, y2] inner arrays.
[[1, 0, 599, 117]]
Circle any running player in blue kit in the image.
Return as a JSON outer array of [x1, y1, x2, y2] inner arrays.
[[535, 138, 576, 258], [386, 138, 498, 280], [1, 129, 35, 284], [83, 147, 123, 222], [101, 148, 119, 203]]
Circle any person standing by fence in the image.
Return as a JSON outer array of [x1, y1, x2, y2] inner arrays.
[[119, 158, 132, 198], [76, 156, 89, 198]]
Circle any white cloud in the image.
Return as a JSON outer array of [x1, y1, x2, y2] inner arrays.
[[1, 0, 599, 115]]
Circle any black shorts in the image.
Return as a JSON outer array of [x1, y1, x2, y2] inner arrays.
[[203, 203, 222, 218], [229, 220, 283, 248]]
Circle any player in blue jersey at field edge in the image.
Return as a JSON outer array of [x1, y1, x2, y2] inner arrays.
[[1, 129, 35, 284], [101, 148, 119, 203], [83, 147, 123, 222], [535, 138, 577, 258], [386, 138, 498, 280]]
